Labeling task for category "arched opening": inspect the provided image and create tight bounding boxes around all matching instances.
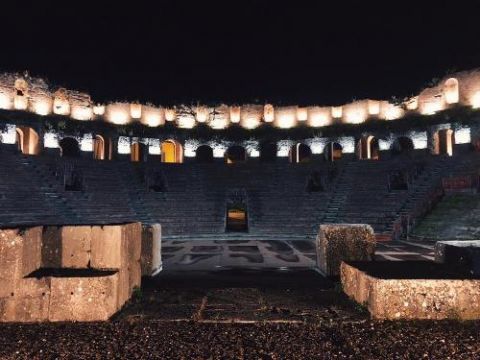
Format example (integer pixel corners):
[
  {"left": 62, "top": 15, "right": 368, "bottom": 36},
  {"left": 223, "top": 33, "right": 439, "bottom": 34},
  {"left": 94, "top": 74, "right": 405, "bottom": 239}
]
[
  {"left": 131, "top": 142, "right": 147, "bottom": 162},
  {"left": 225, "top": 145, "right": 247, "bottom": 164},
  {"left": 196, "top": 145, "right": 214, "bottom": 163},
  {"left": 93, "top": 135, "right": 105, "bottom": 160},
  {"left": 289, "top": 143, "right": 312, "bottom": 163},
  {"left": 259, "top": 142, "right": 277, "bottom": 162},
  {"left": 226, "top": 208, "right": 248, "bottom": 232},
  {"left": 358, "top": 136, "right": 379, "bottom": 160},
  {"left": 391, "top": 136, "right": 414, "bottom": 156},
  {"left": 59, "top": 137, "right": 80, "bottom": 158},
  {"left": 433, "top": 129, "right": 454, "bottom": 156},
  {"left": 161, "top": 140, "right": 183, "bottom": 163},
  {"left": 324, "top": 142, "right": 343, "bottom": 162},
  {"left": 444, "top": 78, "right": 459, "bottom": 104},
  {"left": 15, "top": 126, "right": 39, "bottom": 155}
]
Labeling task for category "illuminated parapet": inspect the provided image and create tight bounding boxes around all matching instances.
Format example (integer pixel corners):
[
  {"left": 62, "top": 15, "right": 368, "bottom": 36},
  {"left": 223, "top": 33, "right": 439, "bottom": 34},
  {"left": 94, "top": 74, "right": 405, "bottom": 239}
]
[
  {"left": 14, "top": 78, "right": 29, "bottom": 110},
  {"left": 444, "top": 78, "right": 459, "bottom": 104},
  {"left": 307, "top": 106, "right": 331, "bottom": 127},
  {"left": 106, "top": 103, "right": 131, "bottom": 125},
  {"left": 209, "top": 104, "right": 230, "bottom": 129},
  {"left": 130, "top": 103, "right": 142, "bottom": 119},
  {"left": 29, "top": 79, "right": 53, "bottom": 116},
  {"left": 331, "top": 106, "right": 343, "bottom": 120},
  {"left": 196, "top": 106, "right": 210, "bottom": 123},
  {"left": 405, "top": 96, "right": 418, "bottom": 111},
  {"left": 229, "top": 106, "right": 241, "bottom": 124},
  {"left": 93, "top": 104, "right": 105, "bottom": 116},
  {"left": 177, "top": 105, "right": 196, "bottom": 129},
  {"left": 342, "top": 100, "right": 368, "bottom": 124},
  {"left": 263, "top": 104, "right": 274, "bottom": 123},
  {"left": 274, "top": 106, "right": 297, "bottom": 129},
  {"left": 70, "top": 91, "right": 93, "bottom": 121},
  {"left": 0, "top": 73, "right": 15, "bottom": 110},
  {"left": 240, "top": 104, "right": 262, "bottom": 129},
  {"left": 296, "top": 107, "right": 308, "bottom": 122},
  {"left": 141, "top": 105, "right": 165, "bottom": 127},
  {"left": 164, "top": 108, "right": 176, "bottom": 122},
  {"left": 53, "top": 88, "right": 71, "bottom": 115},
  {"left": 368, "top": 100, "right": 380, "bottom": 116},
  {"left": 380, "top": 102, "right": 404, "bottom": 120}
]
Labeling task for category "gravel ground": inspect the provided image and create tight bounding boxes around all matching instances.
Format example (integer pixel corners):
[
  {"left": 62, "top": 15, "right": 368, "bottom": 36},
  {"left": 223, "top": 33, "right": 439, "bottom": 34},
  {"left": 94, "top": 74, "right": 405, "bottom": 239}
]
[{"left": 1, "top": 270, "right": 479, "bottom": 359}]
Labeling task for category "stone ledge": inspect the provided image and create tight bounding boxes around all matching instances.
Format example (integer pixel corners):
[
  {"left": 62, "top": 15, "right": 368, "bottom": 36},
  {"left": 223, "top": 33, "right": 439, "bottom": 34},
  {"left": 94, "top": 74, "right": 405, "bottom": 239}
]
[{"left": 341, "top": 261, "right": 480, "bottom": 320}]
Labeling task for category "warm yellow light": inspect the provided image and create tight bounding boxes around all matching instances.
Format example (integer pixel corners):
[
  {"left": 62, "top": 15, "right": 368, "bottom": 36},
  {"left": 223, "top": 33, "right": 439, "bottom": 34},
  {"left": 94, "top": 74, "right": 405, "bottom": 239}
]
[
  {"left": 71, "top": 106, "right": 93, "bottom": 121},
  {"left": 93, "top": 105, "right": 105, "bottom": 115},
  {"left": 368, "top": 100, "right": 380, "bottom": 115},
  {"left": 130, "top": 103, "right": 142, "bottom": 119},
  {"left": 33, "top": 100, "right": 51, "bottom": 116},
  {"left": 444, "top": 78, "right": 459, "bottom": 104},
  {"left": 406, "top": 96, "right": 418, "bottom": 110},
  {"left": 344, "top": 108, "right": 367, "bottom": 124},
  {"left": 107, "top": 105, "right": 130, "bottom": 124},
  {"left": 14, "top": 96, "right": 28, "bottom": 110},
  {"left": 309, "top": 112, "right": 330, "bottom": 127},
  {"left": 0, "top": 93, "right": 12, "bottom": 110},
  {"left": 230, "top": 106, "right": 241, "bottom": 123},
  {"left": 142, "top": 107, "right": 164, "bottom": 127},
  {"left": 471, "top": 91, "right": 480, "bottom": 109},
  {"left": 165, "top": 108, "right": 176, "bottom": 121},
  {"left": 296, "top": 107, "right": 308, "bottom": 121},
  {"left": 332, "top": 106, "right": 342, "bottom": 118},
  {"left": 264, "top": 104, "right": 274, "bottom": 122},
  {"left": 196, "top": 107, "right": 209, "bottom": 123}
]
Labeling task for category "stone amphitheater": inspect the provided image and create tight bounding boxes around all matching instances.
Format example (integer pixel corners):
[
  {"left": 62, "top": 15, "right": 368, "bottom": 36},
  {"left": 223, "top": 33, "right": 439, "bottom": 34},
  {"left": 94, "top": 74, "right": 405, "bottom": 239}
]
[{"left": 2, "top": 68, "right": 480, "bottom": 325}]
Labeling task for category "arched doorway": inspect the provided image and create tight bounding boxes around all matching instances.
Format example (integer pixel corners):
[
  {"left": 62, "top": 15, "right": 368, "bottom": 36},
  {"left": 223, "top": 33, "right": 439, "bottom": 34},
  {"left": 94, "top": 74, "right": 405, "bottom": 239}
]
[
  {"left": 433, "top": 129, "right": 454, "bottom": 156},
  {"left": 391, "top": 136, "right": 414, "bottom": 156},
  {"left": 93, "top": 135, "right": 105, "bottom": 160},
  {"left": 59, "top": 137, "right": 81, "bottom": 158},
  {"left": 196, "top": 145, "right": 214, "bottom": 163},
  {"left": 259, "top": 142, "right": 277, "bottom": 162},
  {"left": 225, "top": 145, "right": 247, "bottom": 164},
  {"left": 15, "top": 126, "right": 39, "bottom": 155},
  {"left": 289, "top": 143, "right": 312, "bottom": 163},
  {"left": 161, "top": 140, "right": 183, "bottom": 163},
  {"left": 131, "top": 142, "right": 147, "bottom": 162},
  {"left": 324, "top": 142, "right": 343, "bottom": 162},
  {"left": 358, "top": 136, "right": 379, "bottom": 160}
]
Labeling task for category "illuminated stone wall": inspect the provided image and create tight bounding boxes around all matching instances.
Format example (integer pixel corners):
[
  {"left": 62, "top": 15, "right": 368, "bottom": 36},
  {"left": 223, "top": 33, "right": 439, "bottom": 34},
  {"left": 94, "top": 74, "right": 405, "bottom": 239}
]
[{"left": 1, "top": 69, "right": 480, "bottom": 131}]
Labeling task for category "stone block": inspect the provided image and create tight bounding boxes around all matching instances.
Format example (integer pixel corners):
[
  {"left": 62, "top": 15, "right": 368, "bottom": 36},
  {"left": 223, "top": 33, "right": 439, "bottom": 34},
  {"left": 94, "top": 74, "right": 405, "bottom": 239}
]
[
  {"left": 141, "top": 224, "right": 162, "bottom": 276},
  {"left": 0, "top": 231, "right": 23, "bottom": 298},
  {"left": 435, "top": 240, "right": 480, "bottom": 275},
  {"left": 316, "top": 224, "right": 376, "bottom": 277},
  {"left": 48, "top": 274, "right": 119, "bottom": 322},
  {"left": 61, "top": 226, "right": 92, "bottom": 268},
  {"left": 41, "top": 227, "right": 62, "bottom": 268},
  {"left": 91, "top": 225, "right": 123, "bottom": 270},
  {"left": 0, "top": 278, "right": 50, "bottom": 322}
]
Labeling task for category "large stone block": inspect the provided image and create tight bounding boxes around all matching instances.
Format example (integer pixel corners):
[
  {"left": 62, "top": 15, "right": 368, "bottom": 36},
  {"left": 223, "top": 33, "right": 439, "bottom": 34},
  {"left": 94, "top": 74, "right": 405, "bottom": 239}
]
[
  {"left": 141, "top": 224, "right": 162, "bottom": 276},
  {"left": 48, "top": 274, "right": 119, "bottom": 322},
  {"left": 61, "top": 226, "right": 92, "bottom": 268},
  {"left": 91, "top": 225, "right": 123, "bottom": 270},
  {"left": 22, "top": 227, "right": 42, "bottom": 276},
  {"left": 316, "top": 224, "right": 376, "bottom": 277},
  {"left": 0, "top": 230, "right": 23, "bottom": 298},
  {"left": 0, "top": 278, "right": 50, "bottom": 322}
]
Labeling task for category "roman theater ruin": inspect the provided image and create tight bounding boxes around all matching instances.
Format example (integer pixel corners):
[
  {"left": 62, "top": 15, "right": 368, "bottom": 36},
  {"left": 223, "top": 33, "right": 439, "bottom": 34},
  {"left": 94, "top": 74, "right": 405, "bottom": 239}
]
[{"left": 2, "top": 69, "right": 480, "bottom": 321}]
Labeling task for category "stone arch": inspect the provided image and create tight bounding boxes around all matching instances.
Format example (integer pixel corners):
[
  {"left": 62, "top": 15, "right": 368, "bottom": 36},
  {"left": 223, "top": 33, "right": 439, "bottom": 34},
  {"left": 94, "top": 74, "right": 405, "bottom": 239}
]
[
  {"left": 444, "top": 78, "right": 459, "bottom": 104},
  {"left": 15, "top": 126, "right": 39, "bottom": 155},
  {"left": 289, "top": 143, "right": 312, "bottom": 163},
  {"left": 161, "top": 140, "right": 183, "bottom": 163},
  {"left": 433, "top": 129, "right": 454, "bottom": 156},
  {"left": 59, "top": 137, "right": 80, "bottom": 158},
  {"left": 259, "top": 142, "right": 277, "bottom": 162},
  {"left": 131, "top": 142, "right": 147, "bottom": 162},
  {"left": 324, "top": 142, "right": 343, "bottom": 162},
  {"left": 391, "top": 136, "right": 414, "bottom": 156},
  {"left": 225, "top": 145, "right": 247, "bottom": 164},
  {"left": 357, "top": 135, "right": 379, "bottom": 160},
  {"left": 196, "top": 145, "right": 214, "bottom": 163},
  {"left": 93, "top": 135, "right": 106, "bottom": 160}
]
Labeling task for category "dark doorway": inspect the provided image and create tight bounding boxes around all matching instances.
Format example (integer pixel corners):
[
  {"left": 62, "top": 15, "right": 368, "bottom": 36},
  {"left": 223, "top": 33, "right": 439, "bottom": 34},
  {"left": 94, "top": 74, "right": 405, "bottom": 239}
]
[
  {"left": 196, "top": 145, "right": 214, "bottom": 163},
  {"left": 259, "top": 142, "right": 277, "bottom": 162},
  {"left": 59, "top": 137, "right": 81, "bottom": 158},
  {"left": 226, "top": 146, "right": 246, "bottom": 164}
]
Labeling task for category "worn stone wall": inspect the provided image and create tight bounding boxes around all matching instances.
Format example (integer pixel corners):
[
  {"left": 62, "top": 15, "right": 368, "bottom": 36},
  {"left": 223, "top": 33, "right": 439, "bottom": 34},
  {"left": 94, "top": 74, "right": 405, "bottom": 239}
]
[
  {"left": 316, "top": 224, "right": 376, "bottom": 277},
  {"left": 341, "top": 262, "right": 480, "bottom": 320},
  {"left": 0, "top": 222, "right": 161, "bottom": 322}
]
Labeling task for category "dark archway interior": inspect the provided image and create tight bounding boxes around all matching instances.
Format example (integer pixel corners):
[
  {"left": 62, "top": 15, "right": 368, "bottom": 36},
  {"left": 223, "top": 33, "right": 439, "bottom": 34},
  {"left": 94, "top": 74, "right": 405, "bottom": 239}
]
[
  {"left": 392, "top": 137, "right": 414, "bottom": 156},
  {"left": 59, "top": 137, "right": 80, "bottom": 158},
  {"left": 324, "top": 142, "right": 342, "bottom": 162},
  {"left": 226, "top": 146, "right": 246, "bottom": 164},
  {"left": 259, "top": 143, "right": 277, "bottom": 162},
  {"left": 196, "top": 145, "right": 214, "bottom": 163}
]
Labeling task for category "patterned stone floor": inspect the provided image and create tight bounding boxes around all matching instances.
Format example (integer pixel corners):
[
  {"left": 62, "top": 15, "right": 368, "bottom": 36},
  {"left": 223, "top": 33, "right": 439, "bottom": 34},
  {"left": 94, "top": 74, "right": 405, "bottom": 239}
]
[{"left": 161, "top": 239, "right": 436, "bottom": 271}]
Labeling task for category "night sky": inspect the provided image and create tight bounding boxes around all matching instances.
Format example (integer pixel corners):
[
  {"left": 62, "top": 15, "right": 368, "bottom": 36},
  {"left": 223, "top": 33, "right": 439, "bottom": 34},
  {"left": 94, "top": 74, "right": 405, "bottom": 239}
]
[{"left": 1, "top": 1, "right": 479, "bottom": 106}]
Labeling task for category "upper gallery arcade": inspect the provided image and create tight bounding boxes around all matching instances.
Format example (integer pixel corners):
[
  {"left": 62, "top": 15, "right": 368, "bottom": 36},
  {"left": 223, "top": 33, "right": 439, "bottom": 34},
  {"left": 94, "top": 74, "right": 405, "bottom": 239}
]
[{"left": 1, "top": 69, "right": 480, "bottom": 130}]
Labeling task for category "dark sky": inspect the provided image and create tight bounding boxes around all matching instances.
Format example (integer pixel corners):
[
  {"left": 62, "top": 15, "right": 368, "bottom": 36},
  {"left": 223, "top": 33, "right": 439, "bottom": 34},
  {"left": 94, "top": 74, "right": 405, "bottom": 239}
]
[{"left": 1, "top": 1, "right": 479, "bottom": 106}]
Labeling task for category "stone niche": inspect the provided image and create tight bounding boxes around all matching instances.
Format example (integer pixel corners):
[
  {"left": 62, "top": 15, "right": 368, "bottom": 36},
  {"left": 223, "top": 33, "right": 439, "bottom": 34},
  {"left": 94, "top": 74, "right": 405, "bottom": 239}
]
[
  {"left": 341, "top": 261, "right": 480, "bottom": 320},
  {"left": 316, "top": 224, "right": 376, "bottom": 277},
  {"left": 0, "top": 223, "right": 161, "bottom": 323}
]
